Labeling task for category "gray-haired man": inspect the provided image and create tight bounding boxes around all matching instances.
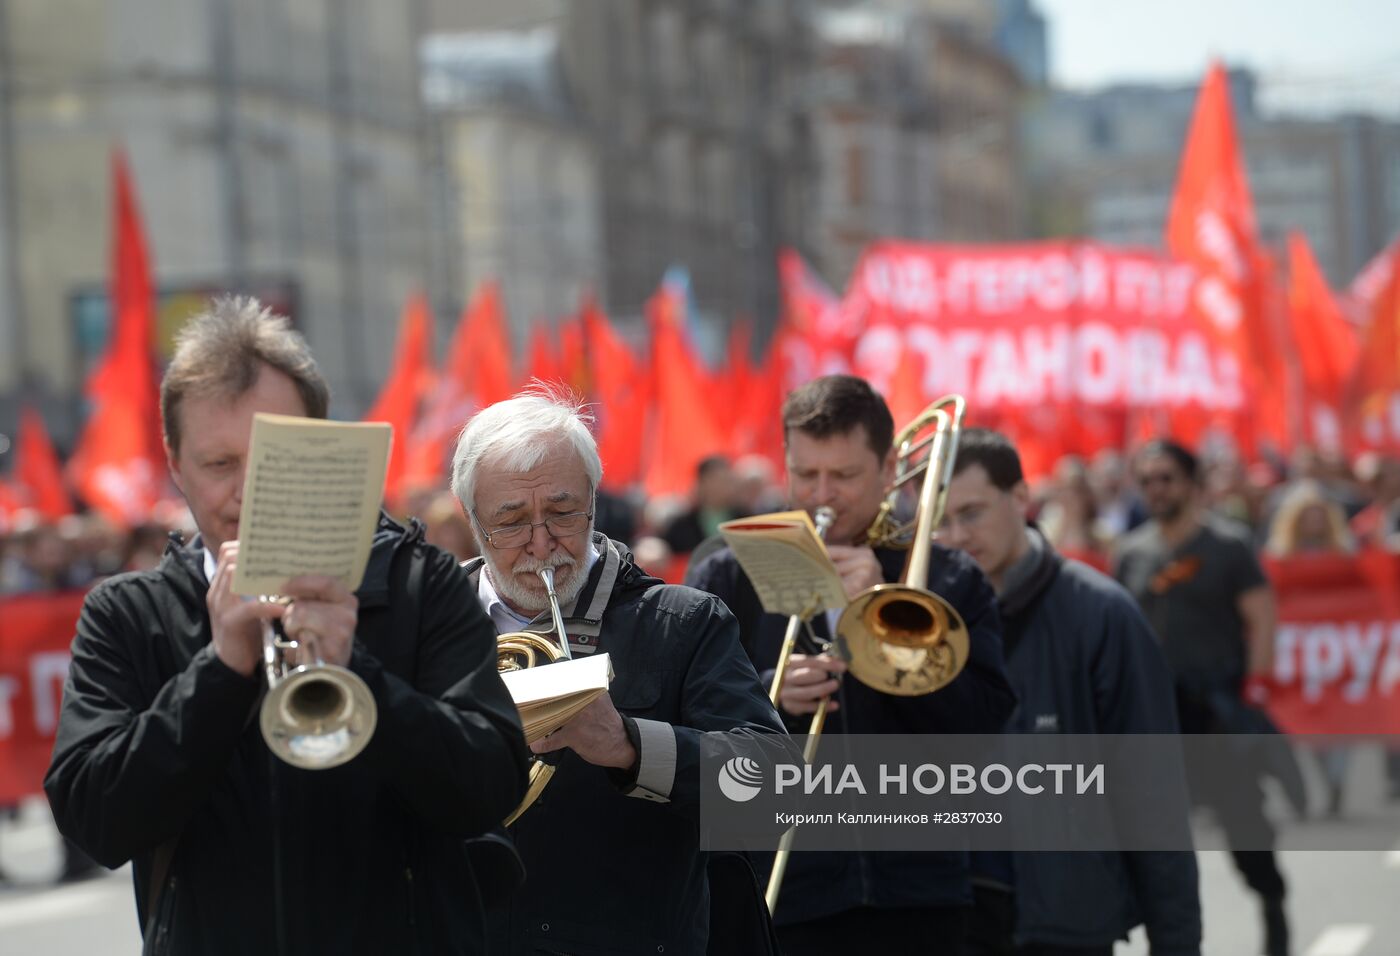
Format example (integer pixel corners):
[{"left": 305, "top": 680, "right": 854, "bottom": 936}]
[{"left": 453, "top": 389, "right": 790, "bottom": 956}]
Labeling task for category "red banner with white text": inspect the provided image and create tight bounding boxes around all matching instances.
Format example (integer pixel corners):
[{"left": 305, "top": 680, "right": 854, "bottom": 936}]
[
  {"left": 0, "top": 592, "right": 84, "bottom": 802},
  {"left": 842, "top": 241, "right": 1251, "bottom": 474},
  {"left": 1262, "top": 551, "right": 1400, "bottom": 735}
]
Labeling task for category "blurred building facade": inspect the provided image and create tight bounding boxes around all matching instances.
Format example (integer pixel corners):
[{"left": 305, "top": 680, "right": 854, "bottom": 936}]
[
  {"left": 421, "top": 30, "right": 603, "bottom": 332},
  {"left": 429, "top": 0, "right": 820, "bottom": 339},
  {"left": 0, "top": 0, "right": 432, "bottom": 434},
  {"left": 557, "top": 0, "right": 819, "bottom": 334},
  {"left": 882, "top": 0, "right": 1048, "bottom": 88},
  {"left": 1024, "top": 69, "right": 1400, "bottom": 286},
  {"left": 808, "top": 5, "right": 942, "bottom": 287},
  {"left": 801, "top": 1, "right": 1027, "bottom": 287}
]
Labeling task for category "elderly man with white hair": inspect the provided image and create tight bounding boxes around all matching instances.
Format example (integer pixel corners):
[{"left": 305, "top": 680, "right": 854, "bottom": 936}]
[{"left": 451, "top": 389, "right": 790, "bottom": 956}]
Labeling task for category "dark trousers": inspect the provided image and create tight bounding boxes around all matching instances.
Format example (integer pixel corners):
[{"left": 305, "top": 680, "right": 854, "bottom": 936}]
[
  {"left": 777, "top": 904, "right": 968, "bottom": 955},
  {"left": 964, "top": 885, "right": 1111, "bottom": 956},
  {"left": 1176, "top": 687, "right": 1287, "bottom": 902}
]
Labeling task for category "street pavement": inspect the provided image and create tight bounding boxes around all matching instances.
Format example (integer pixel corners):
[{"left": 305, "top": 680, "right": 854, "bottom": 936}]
[
  {"left": 2, "top": 743, "right": 1398, "bottom": 955},
  {"left": 0, "top": 800, "right": 140, "bottom": 955}
]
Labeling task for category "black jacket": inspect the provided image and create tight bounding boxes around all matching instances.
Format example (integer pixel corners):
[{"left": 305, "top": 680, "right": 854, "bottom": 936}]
[
  {"left": 470, "top": 535, "right": 792, "bottom": 956},
  {"left": 992, "top": 530, "right": 1201, "bottom": 954},
  {"left": 44, "top": 516, "right": 530, "bottom": 955},
  {"left": 685, "top": 541, "right": 1017, "bottom": 926}
]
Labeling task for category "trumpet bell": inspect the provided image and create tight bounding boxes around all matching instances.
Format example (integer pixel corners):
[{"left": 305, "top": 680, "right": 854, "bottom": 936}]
[
  {"left": 260, "top": 664, "right": 378, "bottom": 770},
  {"left": 836, "top": 584, "right": 969, "bottom": 696}
]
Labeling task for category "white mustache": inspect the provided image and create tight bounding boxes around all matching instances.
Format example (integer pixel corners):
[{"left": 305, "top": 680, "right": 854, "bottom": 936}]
[{"left": 513, "top": 553, "right": 576, "bottom": 576}]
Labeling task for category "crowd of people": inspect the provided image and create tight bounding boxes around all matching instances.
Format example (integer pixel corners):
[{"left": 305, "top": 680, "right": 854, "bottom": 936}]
[
  {"left": 5, "top": 426, "right": 1397, "bottom": 604},
  {"left": 5, "top": 297, "right": 1400, "bottom": 955}
]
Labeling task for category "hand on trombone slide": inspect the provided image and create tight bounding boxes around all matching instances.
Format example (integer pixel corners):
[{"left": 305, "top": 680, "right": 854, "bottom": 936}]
[
  {"left": 776, "top": 652, "right": 846, "bottom": 717},
  {"left": 826, "top": 544, "right": 884, "bottom": 600}
]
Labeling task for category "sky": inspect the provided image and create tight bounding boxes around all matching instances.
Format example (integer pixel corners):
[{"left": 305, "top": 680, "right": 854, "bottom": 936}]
[{"left": 1037, "top": 0, "right": 1400, "bottom": 116}]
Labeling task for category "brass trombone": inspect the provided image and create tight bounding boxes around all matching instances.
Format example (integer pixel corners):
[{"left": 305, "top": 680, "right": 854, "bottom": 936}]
[
  {"left": 766, "top": 396, "right": 970, "bottom": 912},
  {"left": 764, "top": 506, "right": 835, "bottom": 911},
  {"left": 837, "top": 394, "right": 970, "bottom": 697},
  {"left": 259, "top": 600, "right": 378, "bottom": 770},
  {"left": 497, "top": 566, "right": 572, "bottom": 826}
]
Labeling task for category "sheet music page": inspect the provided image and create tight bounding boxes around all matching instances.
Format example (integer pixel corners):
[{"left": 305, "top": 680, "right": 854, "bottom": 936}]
[
  {"left": 500, "top": 652, "right": 613, "bottom": 708},
  {"left": 501, "top": 653, "right": 614, "bottom": 740},
  {"left": 231, "top": 414, "right": 390, "bottom": 596},
  {"left": 719, "top": 512, "right": 848, "bottom": 618}
]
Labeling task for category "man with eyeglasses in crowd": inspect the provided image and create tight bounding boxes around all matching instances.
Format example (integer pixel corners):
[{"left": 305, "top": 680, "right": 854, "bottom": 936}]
[
  {"left": 451, "top": 389, "right": 791, "bottom": 956},
  {"left": 941, "top": 429, "right": 1200, "bottom": 956},
  {"left": 1114, "top": 439, "right": 1288, "bottom": 956}
]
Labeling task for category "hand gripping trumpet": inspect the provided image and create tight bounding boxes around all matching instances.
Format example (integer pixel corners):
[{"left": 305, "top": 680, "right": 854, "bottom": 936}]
[
  {"left": 259, "top": 598, "right": 377, "bottom": 770},
  {"left": 496, "top": 566, "right": 572, "bottom": 825}
]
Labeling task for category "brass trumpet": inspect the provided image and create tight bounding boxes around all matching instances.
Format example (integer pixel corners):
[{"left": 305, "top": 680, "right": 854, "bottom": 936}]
[
  {"left": 259, "top": 599, "right": 378, "bottom": 770},
  {"left": 497, "top": 566, "right": 572, "bottom": 825},
  {"left": 837, "top": 394, "right": 969, "bottom": 696}
]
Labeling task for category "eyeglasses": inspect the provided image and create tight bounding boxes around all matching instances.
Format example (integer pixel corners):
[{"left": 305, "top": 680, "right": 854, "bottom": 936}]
[{"left": 471, "top": 510, "right": 593, "bottom": 549}]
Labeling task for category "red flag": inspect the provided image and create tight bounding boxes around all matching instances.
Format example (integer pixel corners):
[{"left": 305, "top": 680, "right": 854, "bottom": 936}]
[
  {"left": 581, "top": 296, "right": 645, "bottom": 490},
  {"left": 558, "top": 315, "right": 590, "bottom": 395},
  {"left": 714, "top": 320, "right": 755, "bottom": 445},
  {"left": 13, "top": 406, "right": 75, "bottom": 521},
  {"left": 1166, "top": 62, "right": 1282, "bottom": 450},
  {"left": 642, "top": 282, "right": 727, "bottom": 499},
  {"left": 776, "top": 249, "right": 855, "bottom": 391},
  {"left": 67, "top": 149, "right": 163, "bottom": 526},
  {"left": 1344, "top": 239, "right": 1400, "bottom": 449},
  {"left": 1287, "top": 232, "right": 1360, "bottom": 436},
  {"left": 524, "top": 322, "right": 564, "bottom": 388},
  {"left": 730, "top": 338, "right": 787, "bottom": 472},
  {"left": 0, "top": 477, "right": 19, "bottom": 528},
  {"left": 363, "top": 294, "right": 433, "bottom": 507},
  {"left": 884, "top": 346, "right": 926, "bottom": 431},
  {"left": 1355, "top": 249, "right": 1400, "bottom": 402},
  {"left": 1349, "top": 236, "right": 1399, "bottom": 309},
  {"left": 401, "top": 282, "right": 514, "bottom": 495}
]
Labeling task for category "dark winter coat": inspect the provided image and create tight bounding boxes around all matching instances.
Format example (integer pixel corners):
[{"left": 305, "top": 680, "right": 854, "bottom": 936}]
[
  {"left": 992, "top": 529, "right": 1201, "bottom": 954},
  {"left": 469, "top": 534, "right": 793, "bottom": 956},
  {"left": 686, "top": 541, "right": 1017, "bottom": 926},
  {"left": 44, "top": 515, "right": 530, "bottom": 955}
]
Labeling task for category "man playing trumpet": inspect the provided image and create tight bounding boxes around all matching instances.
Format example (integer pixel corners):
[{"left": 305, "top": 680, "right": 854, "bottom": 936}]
[
  {"left": 452, "top": 389, "right": 790, "bottom": 956},
  {"left": 44, "top": 297, "right": 530, "bottom": 954}
]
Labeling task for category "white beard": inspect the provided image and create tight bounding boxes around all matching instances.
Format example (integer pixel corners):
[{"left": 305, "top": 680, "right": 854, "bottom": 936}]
[{"left": 481, "top": 536, "right": 593, "bottom": 618}]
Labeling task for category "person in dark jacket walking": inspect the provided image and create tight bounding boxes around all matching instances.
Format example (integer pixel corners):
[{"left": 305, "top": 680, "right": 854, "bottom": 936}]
[
  {"left": 686, "top": 375, "right": 1017, "bottom": 955},
  {"left": 943, "top": 429, "right": 1201, "bottom": 956},
  {"left": 451, "top": 390, "right": 792, "bottom": 956},
  {"left": 1115, "top": 439, "right": 1289, "bottom": 956},
  {"left": 44, "top": 297, "right": 530, "bottom": 955}
]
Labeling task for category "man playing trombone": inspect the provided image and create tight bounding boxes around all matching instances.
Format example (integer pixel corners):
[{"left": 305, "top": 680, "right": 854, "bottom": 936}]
[
  {"left": 686, "top": 374, "right": 1017, "bottom": 955},
  {"left": 452, "top": 389, "right": 791, "bottom": 956},
  {"left": 44, "top": 297, "right": 530, "bottom": 954}
]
